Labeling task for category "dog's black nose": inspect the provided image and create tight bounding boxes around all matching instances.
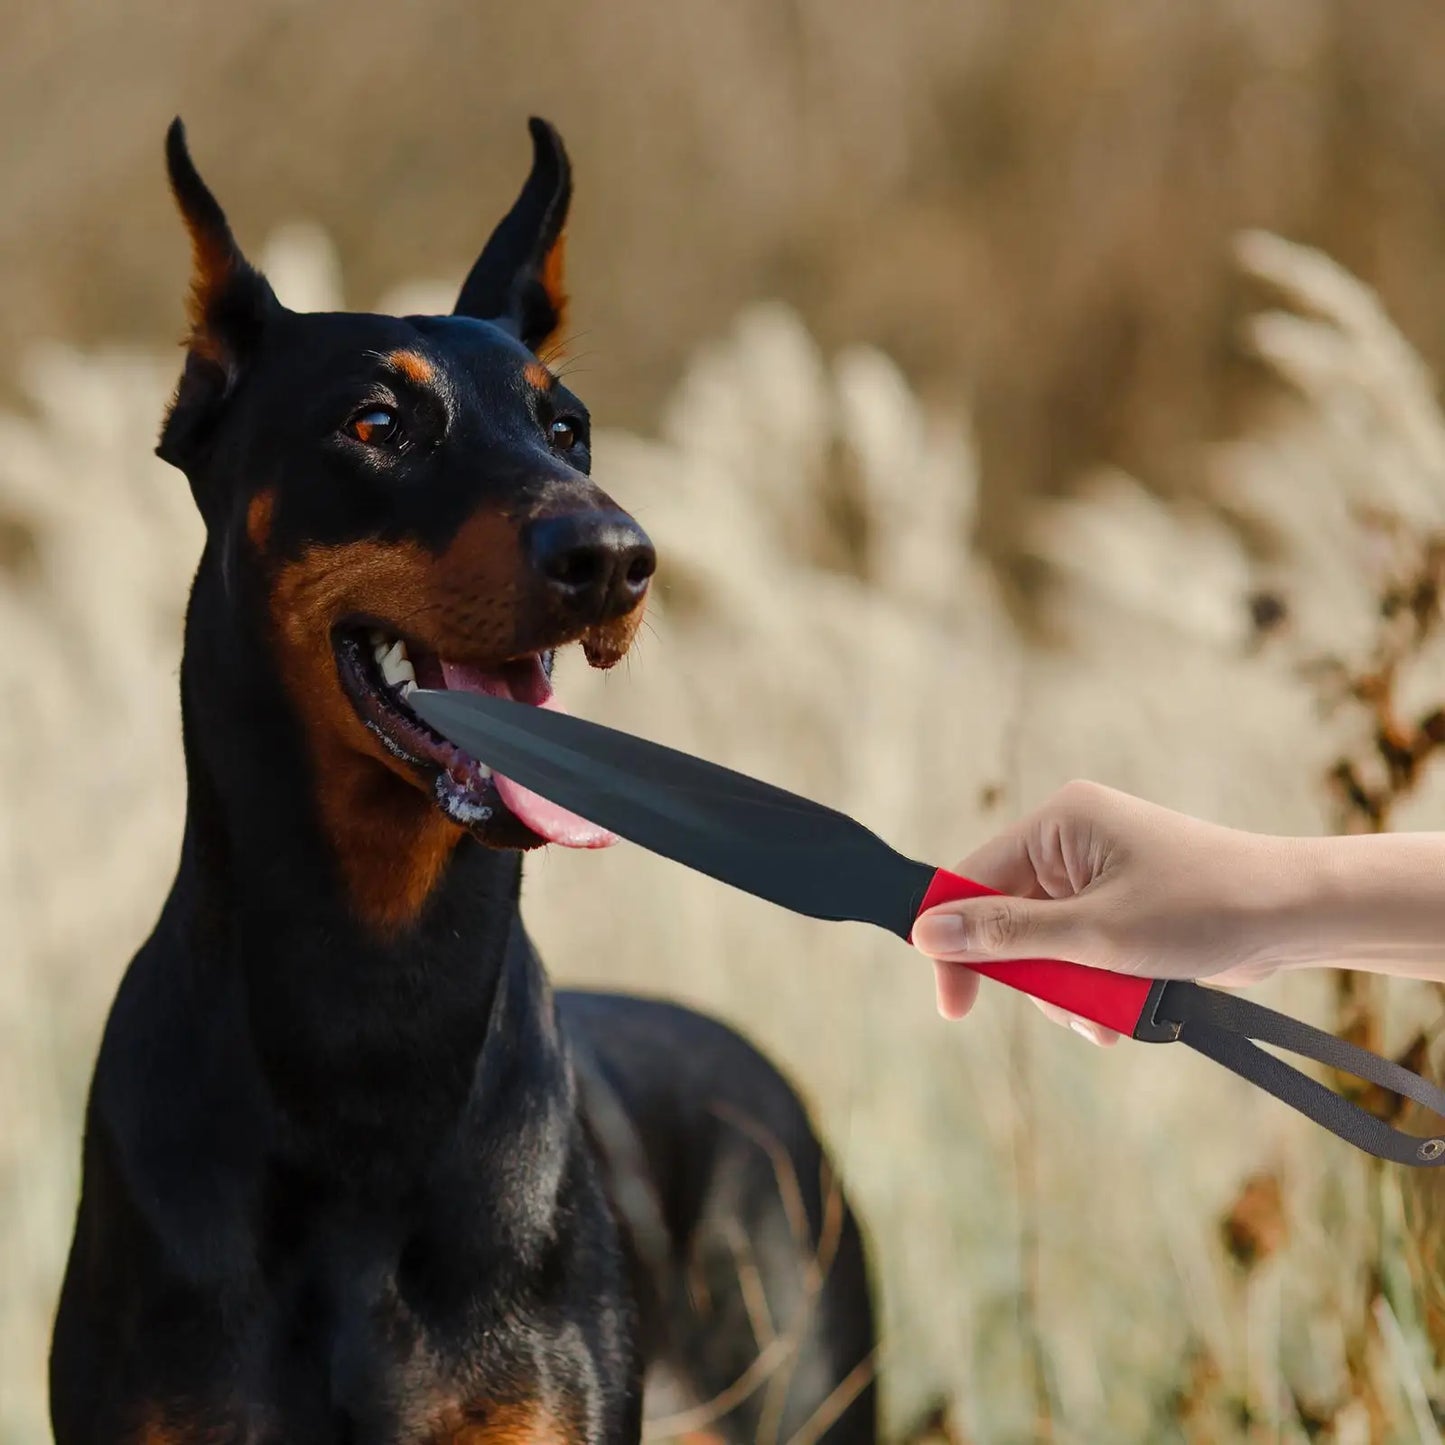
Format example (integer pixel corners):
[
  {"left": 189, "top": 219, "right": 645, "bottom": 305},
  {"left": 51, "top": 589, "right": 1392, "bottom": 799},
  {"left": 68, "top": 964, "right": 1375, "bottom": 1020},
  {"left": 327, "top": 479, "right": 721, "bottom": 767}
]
[{"left": 526, "top": 510, "right": 656, "bottom": 619}]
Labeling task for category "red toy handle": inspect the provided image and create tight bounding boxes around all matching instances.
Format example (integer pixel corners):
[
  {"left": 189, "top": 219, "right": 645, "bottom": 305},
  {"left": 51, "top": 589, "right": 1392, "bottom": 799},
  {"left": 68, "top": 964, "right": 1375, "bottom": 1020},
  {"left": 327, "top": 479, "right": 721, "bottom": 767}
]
[{"left": 909, "top": 868, "right": 1156, "bottom": 1036}]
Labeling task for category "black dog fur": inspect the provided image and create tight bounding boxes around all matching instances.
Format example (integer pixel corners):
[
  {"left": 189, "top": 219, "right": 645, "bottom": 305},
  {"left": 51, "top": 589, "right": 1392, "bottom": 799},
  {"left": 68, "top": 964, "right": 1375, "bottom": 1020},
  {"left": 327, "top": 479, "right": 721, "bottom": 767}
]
[{"left": 48, "top": 119, "right": 877, "bottom": 1445}]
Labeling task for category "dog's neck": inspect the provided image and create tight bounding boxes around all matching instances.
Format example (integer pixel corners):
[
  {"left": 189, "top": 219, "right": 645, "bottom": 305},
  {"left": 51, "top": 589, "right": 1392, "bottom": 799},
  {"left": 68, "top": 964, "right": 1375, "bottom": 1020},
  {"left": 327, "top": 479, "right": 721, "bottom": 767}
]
[{"left": 168, "top": 571, "right": 556, "bottom": 1180}]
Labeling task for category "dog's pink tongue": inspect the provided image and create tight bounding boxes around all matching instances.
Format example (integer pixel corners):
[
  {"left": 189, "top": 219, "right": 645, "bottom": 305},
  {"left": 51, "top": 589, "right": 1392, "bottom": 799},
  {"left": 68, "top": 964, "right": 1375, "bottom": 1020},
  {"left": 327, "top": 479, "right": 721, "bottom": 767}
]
[
  {"left": 491, "top": 754, "right": 618, "bottom": 849},
  {"left": 439, "top": 657, "right": 617, "bottom": 849}
]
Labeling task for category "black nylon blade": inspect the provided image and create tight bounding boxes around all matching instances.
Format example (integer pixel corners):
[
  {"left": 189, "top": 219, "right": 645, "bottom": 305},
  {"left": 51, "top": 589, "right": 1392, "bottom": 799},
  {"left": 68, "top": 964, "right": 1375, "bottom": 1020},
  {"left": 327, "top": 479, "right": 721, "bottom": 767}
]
[{"left": 409, "top": 689, "right": 933, "bottom": 937}]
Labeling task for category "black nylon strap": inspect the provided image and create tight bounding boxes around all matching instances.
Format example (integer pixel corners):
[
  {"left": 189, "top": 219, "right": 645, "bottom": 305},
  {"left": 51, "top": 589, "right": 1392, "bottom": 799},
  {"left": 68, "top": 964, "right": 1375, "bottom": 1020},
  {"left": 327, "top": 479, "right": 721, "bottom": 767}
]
[{"left": 1156, "top": 981, "right": 1445, "bottom": 1166}]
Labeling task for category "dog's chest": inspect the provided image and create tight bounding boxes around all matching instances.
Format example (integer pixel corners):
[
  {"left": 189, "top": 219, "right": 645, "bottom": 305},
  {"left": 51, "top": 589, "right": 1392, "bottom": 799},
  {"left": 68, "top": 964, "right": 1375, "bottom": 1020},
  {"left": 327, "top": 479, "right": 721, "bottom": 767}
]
[
  {"left": 124, "top": 1176, "right": 620, "bottom": 1445},
  {"left": 133, "top": 1394, "right": 581, "bottom": 1445},
  {"left": 135, "top": 1274, "right": 599, "bottom": 1445},
  {"left": 274, "top": 1213, "right": 603, "bottom": 1443}
]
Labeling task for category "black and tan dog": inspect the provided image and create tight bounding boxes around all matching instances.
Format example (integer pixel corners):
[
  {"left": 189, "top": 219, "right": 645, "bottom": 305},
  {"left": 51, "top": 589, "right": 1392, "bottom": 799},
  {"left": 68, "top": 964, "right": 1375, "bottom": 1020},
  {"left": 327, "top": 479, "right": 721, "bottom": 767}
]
[{"left": 48, "top": 120, "right": 877, "bottom": 1444}]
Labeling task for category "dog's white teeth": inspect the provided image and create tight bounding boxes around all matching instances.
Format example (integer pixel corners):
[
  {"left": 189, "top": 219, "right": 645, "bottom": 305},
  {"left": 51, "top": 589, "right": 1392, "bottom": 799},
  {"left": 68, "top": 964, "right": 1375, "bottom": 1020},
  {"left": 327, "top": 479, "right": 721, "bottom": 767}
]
[
  {"left": 364, "top": 632, "right": 420, "bottom": 693},
  {"left": 380, "top": 642, "right": 416, "bottom": 689}
]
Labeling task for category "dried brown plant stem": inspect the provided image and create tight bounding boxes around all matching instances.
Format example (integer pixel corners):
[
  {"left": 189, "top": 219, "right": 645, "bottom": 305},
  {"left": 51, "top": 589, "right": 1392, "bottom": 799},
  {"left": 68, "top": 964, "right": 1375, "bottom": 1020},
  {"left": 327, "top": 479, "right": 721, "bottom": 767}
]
[
  {"left": 997, "top": 659, "right": 1056, "bottom": 1443},
  {"left": 641, "top": 1103, "right": 857, "bottom": 1445},
  {"left": 1007, "top": 1001, "right": 1056, "bottom": 1445}
]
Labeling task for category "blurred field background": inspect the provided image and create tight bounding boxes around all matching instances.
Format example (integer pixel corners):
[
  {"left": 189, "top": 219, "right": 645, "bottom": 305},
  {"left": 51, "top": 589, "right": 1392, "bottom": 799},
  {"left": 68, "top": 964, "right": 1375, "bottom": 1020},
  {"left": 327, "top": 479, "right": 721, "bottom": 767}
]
[{"left": 9, "top": 2, "right": 1445, "bottom": 1441}]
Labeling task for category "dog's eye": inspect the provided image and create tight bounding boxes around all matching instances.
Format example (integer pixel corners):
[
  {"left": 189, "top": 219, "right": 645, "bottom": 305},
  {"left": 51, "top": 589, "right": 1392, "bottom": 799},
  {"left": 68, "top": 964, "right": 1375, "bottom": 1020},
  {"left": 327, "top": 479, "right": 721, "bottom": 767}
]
[
  {"left": 349, "top": 407, "right": 400, "bottom": 446},
  {"left": 549, "top": 417, "right": 580, "bottom": 452}
]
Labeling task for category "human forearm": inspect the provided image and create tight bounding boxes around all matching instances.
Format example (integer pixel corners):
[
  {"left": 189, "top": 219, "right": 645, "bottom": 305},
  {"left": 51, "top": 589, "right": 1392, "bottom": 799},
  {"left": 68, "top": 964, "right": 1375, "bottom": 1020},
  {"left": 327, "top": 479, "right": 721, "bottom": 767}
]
[{"left": 1258, "top": 832, "right": 1445, "bottom": 978}]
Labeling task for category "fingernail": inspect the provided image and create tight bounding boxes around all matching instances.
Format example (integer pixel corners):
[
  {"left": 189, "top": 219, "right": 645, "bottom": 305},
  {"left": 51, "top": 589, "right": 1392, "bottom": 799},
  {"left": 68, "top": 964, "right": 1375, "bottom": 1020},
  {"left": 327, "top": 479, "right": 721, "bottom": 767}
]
[
  {"left": 1070, "top": 1019, "right": 1100, "bottom": 1045},
  {"left": 912, "top": 913, "right": 966, "bottom": 952}
]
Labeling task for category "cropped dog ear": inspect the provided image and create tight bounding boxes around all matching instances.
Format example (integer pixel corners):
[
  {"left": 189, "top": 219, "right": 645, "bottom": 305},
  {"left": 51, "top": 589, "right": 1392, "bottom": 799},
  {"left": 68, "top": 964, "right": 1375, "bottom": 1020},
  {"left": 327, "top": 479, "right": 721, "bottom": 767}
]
[
  {"left": 453, "top": 118, "right": 571, "bottom": 356},
  {"left": 157, "top": 118, "right": 279, "bottom": 470}
]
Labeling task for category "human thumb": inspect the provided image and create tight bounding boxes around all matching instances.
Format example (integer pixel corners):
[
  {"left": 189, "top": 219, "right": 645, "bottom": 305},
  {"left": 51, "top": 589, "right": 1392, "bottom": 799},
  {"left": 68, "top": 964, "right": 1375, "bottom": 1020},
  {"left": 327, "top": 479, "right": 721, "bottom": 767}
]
[{"left": 911, "top": 894, "right": 1085, "bottom": 962}]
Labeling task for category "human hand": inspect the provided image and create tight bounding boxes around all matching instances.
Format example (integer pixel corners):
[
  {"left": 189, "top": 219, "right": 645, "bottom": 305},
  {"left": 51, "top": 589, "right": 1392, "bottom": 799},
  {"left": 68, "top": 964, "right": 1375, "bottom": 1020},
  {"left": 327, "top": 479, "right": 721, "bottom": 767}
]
[{"left": 910, "top": 781, "right": 1296, "bottom": 1044}]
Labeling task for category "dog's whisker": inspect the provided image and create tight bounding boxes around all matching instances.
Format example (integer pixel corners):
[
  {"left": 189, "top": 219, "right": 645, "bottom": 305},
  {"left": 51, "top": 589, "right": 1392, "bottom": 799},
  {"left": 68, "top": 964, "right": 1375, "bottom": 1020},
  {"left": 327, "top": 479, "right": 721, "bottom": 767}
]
[
  {"left": 538, "top": 329, "right": 593, "bottom": 367},
  {"left": 553, "top": 351, "right": 600, "bottom": 376}
]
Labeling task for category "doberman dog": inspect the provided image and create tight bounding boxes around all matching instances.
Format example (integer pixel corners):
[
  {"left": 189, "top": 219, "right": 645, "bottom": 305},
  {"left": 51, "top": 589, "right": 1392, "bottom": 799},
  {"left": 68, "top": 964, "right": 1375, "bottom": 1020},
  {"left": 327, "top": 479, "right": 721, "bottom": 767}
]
[{"left": 48, "top": 120, "right": 877, "bottom": 1445}]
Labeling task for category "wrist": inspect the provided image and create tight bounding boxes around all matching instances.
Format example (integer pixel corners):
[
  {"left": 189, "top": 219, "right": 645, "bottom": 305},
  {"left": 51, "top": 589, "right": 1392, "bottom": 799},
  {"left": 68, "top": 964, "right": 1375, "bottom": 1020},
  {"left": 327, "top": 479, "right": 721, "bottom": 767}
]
[
  {"left": 1246, "top": 831, "right": 1445, "bottom": 972},
  {"left": 1241, "top": 834, "right": 1346, "bottom": 971}
]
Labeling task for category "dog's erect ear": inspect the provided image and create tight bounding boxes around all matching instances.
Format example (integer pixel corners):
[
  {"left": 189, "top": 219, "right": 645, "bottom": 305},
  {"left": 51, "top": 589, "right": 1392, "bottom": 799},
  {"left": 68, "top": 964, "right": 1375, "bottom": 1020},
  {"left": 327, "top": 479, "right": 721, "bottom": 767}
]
[
  {"left": 453, "top": 118, "right": 571, "bottom": 356},
  {"left": 157, "top": 118, "right": 279, "bottom": 470}
]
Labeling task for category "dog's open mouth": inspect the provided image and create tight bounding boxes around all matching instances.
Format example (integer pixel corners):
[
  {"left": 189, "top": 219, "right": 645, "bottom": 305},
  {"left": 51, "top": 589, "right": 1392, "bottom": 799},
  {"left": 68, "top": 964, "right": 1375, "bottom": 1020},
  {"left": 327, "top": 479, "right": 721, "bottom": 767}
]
[{"left": 334, "top": 627, "right": 617, "bottom": 849}]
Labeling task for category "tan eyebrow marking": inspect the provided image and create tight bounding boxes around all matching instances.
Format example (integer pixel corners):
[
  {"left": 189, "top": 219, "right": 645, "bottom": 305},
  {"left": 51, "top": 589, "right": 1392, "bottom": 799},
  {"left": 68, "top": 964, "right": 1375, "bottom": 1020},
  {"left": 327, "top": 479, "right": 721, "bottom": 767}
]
[
  {"left": 523, "top": 361, "right": 555, "bottom": 392},
  {"left": 385, "top": 349, "right": 435, "bottom": 384}
]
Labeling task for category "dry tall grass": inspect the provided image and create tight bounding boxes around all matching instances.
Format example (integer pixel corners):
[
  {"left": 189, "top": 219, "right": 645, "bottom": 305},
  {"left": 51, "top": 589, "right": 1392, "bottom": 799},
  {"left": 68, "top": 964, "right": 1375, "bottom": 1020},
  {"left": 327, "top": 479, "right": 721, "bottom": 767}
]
[
  {"left": 12, "top": 0, "right": 1445, "bottom": 542},
  {"left": 6, "top": 224, "right": 1445, "bottom": 1443}
]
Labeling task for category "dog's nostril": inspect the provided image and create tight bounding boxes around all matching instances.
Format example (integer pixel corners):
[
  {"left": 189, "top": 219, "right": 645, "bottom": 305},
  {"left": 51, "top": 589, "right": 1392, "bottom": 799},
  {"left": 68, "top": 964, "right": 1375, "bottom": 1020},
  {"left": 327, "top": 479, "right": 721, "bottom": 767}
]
[
  {"left": 624, "top": 549, "right": 656, "bottom": 589},
  {"left": 527, "top": 510, "right": 655, "bottom": 616},
  {"left": 546, "top": 546, "right": 607, "bottom": 592}
]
